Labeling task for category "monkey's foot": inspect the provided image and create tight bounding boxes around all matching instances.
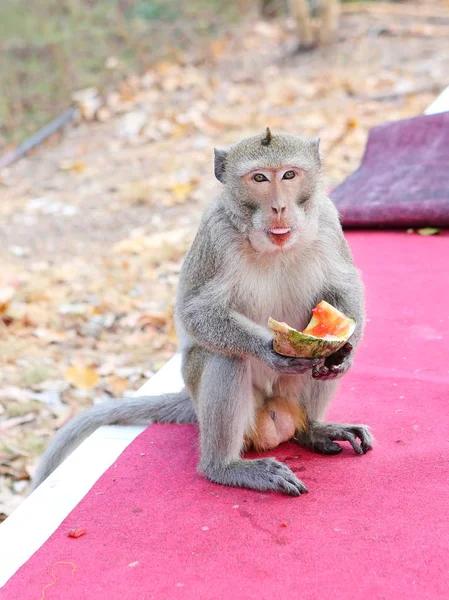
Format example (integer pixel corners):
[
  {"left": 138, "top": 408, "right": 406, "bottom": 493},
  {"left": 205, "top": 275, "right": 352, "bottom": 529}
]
[
  {"left": 295, "top": 421, "right": 373, "bottom": 456},
  {"left": 202, "top": 457, "right": 308, "bottom": 496}
]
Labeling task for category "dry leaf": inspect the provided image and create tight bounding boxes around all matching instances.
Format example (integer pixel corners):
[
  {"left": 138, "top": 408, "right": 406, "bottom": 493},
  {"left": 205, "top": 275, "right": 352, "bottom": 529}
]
[
  {"left": 96, "top": 107, "right": 112, "bottom": 122},
  {"left": 59, "top": 160, "right": 86, "bottom": 174},
  {"left": 112, "top": 236, "right": 150, "bottom": 255},
  {"left": 105, "top": 375, "right": 128, "bottom": 397},
  {"left": 119, "top": 181, "right": 152, "bottom": 205},
  {"left": 116, "top": 110, "right": 148, "bottom": 139},
  {"left": 72, "top": 87, "right": 103, "bottom": 121},
  {"left": 170, "top": 182, "right": 196, "bottom": 203},
  {"left": 0, "top": 287, "right": 15, "bottom": 313},
  {"left": 113, "top": 228, "right": 190, "bottom": 260},
  {"left": 417, "top": 228, "right": 441, "bottom": 236},
  {"left": 346, "top": 118, "right": 359, "bottom": 129},
  {"left": 209, "top": 38, "right": 228, "bottom": 59},
  {"left": 138, "top": 311, "right": 168, "bottom": 329},
  {"left": 65, "top": 366, "right": 100, "bottom": 391}
]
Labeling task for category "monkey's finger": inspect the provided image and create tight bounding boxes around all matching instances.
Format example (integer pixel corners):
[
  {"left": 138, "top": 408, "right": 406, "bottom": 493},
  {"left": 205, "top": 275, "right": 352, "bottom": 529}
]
[
  {"left": 281, "top": 468, "right": 309, "bottom": 492},
  {"left": 275, "top": 356, "right": 322, "bottom": 376},
  {"left": 350, "top": 426, "right": 374, "bottom": 454},
  {"left": 328, "top": 364, "right": 345, "bottom": 376},
  {"left": 312, "top": 366, "right": 335, "bottom": 379},
  {"left": 327, "top": 343, "right": 353, "bottom": 366},
  {"left": 312, "top": 364, "right": 345, "bottom": 380},
  {"left": 339, "top": 342, "right": 353, "bottom": 356},
  {"left": 337, "top": 431, "right": 363, "bottom": 455},
  {"left": 286, "top": 357, "right": 322, "bottom": 369},
  {"left": 271, "top": 461, "right": 308, "bottom": 495},
  {"left": 276, "top": 473, "right": 308, "bottom": 495},
  {"left": 279, "top": 479, "right": 308, "bottom": 496}
]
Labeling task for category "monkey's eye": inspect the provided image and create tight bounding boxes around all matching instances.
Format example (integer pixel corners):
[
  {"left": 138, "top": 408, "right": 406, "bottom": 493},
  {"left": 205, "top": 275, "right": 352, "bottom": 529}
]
[
  {"left": 253, "top": 173, "right": 268, "bottom": 183},
  {"left": 282, "top": 170, "right": 296, "bottom": 180}
]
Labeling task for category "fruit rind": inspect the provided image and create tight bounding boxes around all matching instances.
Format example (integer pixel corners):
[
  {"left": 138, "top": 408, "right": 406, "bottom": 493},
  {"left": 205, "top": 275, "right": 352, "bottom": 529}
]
[{"left": 268, "top": 305, "right": 356, "bottom": 359}]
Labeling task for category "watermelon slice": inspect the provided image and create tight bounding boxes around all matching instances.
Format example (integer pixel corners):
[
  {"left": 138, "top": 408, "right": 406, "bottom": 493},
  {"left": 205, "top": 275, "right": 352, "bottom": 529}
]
[{"left": 268, "top": 301, "right": 356, "bottom": 359}]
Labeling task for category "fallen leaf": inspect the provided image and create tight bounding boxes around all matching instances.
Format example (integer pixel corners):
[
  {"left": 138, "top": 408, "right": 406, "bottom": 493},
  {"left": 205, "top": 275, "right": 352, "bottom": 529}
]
[
  {"left": 346, "top": 117, "right": 359, "bottom": 129},
  {"left": 112, "top": 236, "right": 150, "bottom": 255},
  {"left": 96, "top": 107, "right": 112, "bottom": 122},
  {"left": 116, "top": 110, "right": 148, "bottom": 139},
  {"left": 170, "top": 182, "right": 196, "bottom": 203},
  {"left": 105, "top": 375, "right": 128, "bottom": 397},
  {"left": 209, "top": 38, "right": 228, "bottom": 59},
  {"left": 138, "top": 311, "right": 168, "bottom": 329},
  {"left": 59, "top": 160, "right": 87, "bottom": 174},
  {"left": 65, "top": 366, "right": 99, "bottom": 391},
  {"left": 72, "top": 87, "right": 103, "bottom": 121},
  {"left": 119, "top": 180, "right": 152, "bottom": 205},
  {"left": 112, "top": 228, "right": 191, "bottom": 261},
  {"left": 417, "top": 227, "right": 441, "bottom": 236},
  {"left": 0, "top": 287, "right": 15, "bottom": 314}
]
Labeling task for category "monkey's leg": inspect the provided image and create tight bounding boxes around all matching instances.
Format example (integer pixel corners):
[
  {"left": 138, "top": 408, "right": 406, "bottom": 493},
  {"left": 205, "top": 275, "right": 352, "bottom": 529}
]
[
  {"left": 295, "top": 379, "right": 373, "bottom": 455},
  {"left": 198, "top": 354, "right": 308, "bottom": 496}
]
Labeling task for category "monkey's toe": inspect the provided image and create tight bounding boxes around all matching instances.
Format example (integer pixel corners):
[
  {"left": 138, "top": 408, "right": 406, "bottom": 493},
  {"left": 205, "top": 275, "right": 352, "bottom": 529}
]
[
  {"left": 295, "top": 422, "right": 373, "bottom": 456},
  {"left": 265, "top": 458, "right": 308, "bottom": 495},
  {"left": 314, "top": 440, "right": 342, "bottom": 455},
  {"left": 205, "top": 457, "right": 309, "bottom": 496}
]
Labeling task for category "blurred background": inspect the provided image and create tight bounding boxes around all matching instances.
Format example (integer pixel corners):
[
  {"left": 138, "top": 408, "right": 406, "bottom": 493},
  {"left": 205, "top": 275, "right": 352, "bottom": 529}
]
[{"left": 0, "top": 0, "right": 448, "bottom": 517}]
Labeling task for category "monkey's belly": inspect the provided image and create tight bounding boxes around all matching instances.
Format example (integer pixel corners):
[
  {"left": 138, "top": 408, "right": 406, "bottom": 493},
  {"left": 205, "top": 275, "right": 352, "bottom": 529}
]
[{"left": 245, "top": 396, "right": 307, "bottom": 452}]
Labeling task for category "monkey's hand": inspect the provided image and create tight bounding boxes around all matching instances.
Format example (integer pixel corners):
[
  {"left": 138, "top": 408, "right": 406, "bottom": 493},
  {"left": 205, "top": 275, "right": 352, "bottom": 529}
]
[
  {"left": 266, "top": 342, "right": 322, "bottom": 376},
  {"left": 312, "top": 342, "right": 353, "bottom": 381}
]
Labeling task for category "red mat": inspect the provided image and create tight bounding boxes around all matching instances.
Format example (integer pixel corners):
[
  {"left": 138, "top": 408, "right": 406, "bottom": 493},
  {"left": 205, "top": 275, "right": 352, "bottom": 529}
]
[{"left": 3, "top": 232, "right": 449, "bottom": 600}]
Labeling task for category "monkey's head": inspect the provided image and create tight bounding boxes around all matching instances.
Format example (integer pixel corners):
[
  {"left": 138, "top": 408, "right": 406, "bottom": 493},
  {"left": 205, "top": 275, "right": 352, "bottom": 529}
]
[{"left": 214, "top": 129, "right": 322, "bottom": 253}]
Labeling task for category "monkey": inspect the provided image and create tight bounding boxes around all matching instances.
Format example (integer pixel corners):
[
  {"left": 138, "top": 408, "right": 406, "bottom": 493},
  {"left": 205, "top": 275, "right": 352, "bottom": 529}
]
[{"left": 31, "top": 128, "right": 373, "bottom": 496}]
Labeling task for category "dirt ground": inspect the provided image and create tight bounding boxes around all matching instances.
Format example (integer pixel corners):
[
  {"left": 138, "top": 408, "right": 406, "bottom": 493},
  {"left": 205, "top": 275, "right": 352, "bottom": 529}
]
[{"left": 1, "top": 4, "right": 448, "bottom": 518}]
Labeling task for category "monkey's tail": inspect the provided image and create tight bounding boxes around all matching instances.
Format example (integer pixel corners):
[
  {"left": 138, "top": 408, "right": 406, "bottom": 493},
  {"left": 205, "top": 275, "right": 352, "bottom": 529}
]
[{"left": 31, "top": 390, "right": 195, "bottom": 492}]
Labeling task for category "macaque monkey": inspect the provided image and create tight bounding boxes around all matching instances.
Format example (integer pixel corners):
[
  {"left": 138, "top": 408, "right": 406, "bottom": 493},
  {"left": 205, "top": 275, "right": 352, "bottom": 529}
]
[{"left": 32, "top": 128, "right": 372, "bottom": 496}]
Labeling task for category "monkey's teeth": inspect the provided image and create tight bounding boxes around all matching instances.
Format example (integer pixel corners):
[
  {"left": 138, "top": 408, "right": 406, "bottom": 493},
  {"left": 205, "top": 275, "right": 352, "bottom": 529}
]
[{"left": 270, "top": 228, "right": 291, "bottom": 235}]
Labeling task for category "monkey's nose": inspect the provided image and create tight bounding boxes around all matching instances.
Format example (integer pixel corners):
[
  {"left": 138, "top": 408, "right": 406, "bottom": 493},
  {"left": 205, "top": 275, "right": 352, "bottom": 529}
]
[{"left": 272, "top": 205, "right": 286, "bottom": 215}]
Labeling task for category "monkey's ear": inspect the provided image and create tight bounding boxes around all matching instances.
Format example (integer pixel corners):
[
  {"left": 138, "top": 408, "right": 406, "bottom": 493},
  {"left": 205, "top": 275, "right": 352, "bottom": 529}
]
[
  {"left": 310, "top": 137, "right": 321, "bottom": 164},
  {"left": 214, "top": 148, "right": 228, "bottom": 183}
]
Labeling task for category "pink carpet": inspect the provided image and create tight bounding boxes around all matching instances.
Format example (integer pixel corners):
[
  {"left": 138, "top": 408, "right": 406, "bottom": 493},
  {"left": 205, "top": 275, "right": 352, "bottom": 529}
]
[{"left": 2, "top": 232, "right": 449, "bottom": 600}]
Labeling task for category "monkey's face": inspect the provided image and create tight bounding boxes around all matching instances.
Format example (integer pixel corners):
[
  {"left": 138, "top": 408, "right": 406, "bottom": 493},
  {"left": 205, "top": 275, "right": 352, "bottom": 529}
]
[
  {"left": 214, "top": 131, "right": 322, "bottom": 254},
  {"left": 239, "top": 165, "right": 318, "bottom": 253}
]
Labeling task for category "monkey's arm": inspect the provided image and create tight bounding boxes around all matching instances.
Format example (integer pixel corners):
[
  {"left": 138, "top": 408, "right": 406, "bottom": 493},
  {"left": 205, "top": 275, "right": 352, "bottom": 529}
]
[
  {"left": 179, "top": 287, "right": 320, "bottom": 375},
  {"left": 312, "top": 223, "right": 365, "bottom": 380}
]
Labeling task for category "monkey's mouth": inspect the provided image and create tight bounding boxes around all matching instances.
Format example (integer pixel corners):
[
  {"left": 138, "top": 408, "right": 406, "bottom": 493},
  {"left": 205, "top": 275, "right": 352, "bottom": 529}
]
[
  {"left": 269, "top": 228, "right": 292, "bottom": 235},
  {"left": 267, "top": 227, "right": 293, "bottom": 247}
]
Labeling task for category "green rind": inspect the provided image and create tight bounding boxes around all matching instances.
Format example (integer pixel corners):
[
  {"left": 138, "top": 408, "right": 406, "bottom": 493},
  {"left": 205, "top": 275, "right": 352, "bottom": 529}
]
[{"left": 268, "top": 317, "right": 356, "bottom": 359}]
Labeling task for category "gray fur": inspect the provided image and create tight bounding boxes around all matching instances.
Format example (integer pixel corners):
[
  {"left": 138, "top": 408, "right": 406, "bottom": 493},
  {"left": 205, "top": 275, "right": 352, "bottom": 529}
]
[
  {"left": 33, "top": 130, "right": 371, "bottom": 495},
  {"left": 31, "top": 391, "right": 195, "bottom": 490}
]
